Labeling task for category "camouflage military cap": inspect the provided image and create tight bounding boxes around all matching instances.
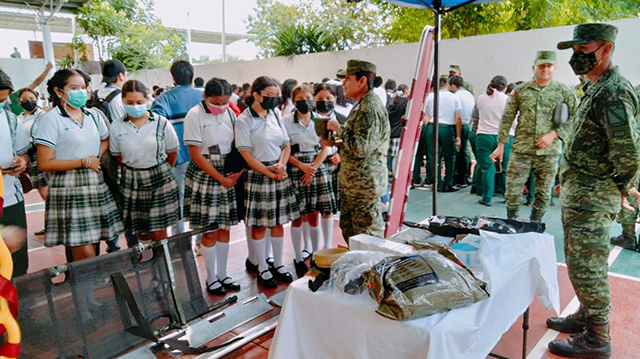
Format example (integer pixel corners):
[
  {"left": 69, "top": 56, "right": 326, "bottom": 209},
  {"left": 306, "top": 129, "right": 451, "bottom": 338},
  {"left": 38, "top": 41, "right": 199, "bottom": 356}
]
[
  {"left": 346, "top": 59, "right": 376, "bottom": 75},
  {"left": 449, "top": 64, "right": 461, "bottom": 73},
  {"left": 557, "top": 23, "right": 618, "bottom": 50},
  {"left": 336, "top": 68, "right": 347, "bottom": 79},
  {"left": 535, "top": 51, "right": 556, "bottom": 65},
  {"left": 440, "top": 74, "right": 450, "bottom": 80}
]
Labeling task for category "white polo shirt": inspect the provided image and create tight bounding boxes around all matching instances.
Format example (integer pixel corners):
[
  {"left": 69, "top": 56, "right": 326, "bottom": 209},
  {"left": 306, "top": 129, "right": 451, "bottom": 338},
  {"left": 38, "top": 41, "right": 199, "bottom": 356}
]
[
  {"left": 423, "top": 90, "right": 461, "bottom": 125},
  {"left": 20, "top": 108, "right": 46, "bottom": 143},
  {"left": 1, "top": 109, "right": 31, "bottom": 207},
  {"left": 374, "top": 87, "right": 388, "bottom": 107},
  {"left": 283, "top": 112, "right": 321, "bottom": 153},
  {"left": 454, "top": 88, "right": 475, "bottom": 125},
  {"left": 35, "top": 106, "right": 109, "bottom": 160},
  {"left": 183, "top": 102, "right": 235, "bottom": 156},
  {"left": 109, "top": 112, "right": 178, "bottom": 169},
  {"left": 235, "top": 107, "right": 289, "bottom": 163},
  {"left": 476, "top": 91, "right": 508, "bottom": 136}
]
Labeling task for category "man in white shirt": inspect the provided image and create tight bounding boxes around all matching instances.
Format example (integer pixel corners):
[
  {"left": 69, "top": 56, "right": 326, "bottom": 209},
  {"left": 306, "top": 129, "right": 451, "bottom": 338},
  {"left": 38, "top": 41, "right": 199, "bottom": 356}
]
[
  {"left": 424, "top": 76, "right": 462, "bottom": 192},
  {"left": 449, "top": 76, "right": 476, "bottom": 187}
]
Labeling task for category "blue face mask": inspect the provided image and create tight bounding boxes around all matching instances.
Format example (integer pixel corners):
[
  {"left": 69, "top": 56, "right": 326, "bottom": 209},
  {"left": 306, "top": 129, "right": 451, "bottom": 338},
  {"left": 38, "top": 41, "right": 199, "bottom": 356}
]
[
  {"left": 124, "top": 104, "right": 148, "bottom": 119},
  {"left": 0, "top": 101, "right": 5, "bottom": 110},
  {"left": 65, "top": 89, "right": 88, "bottom": 108}
]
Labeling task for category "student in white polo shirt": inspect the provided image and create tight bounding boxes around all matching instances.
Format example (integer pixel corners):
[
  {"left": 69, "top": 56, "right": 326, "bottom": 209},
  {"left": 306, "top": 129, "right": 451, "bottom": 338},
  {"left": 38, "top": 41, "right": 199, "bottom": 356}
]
[
  {"left": 423, "top": 76, "right": 462, "bottom": 192},
  {"left": 236, "top": 76, "right": 301, "bottom": 289},
  {"left": 109, "top": 80, "right": 180, "bottom": 242},
  {"left": 283, "top": 85, "right": 337, "bottom": 278},
  {"left": 18, "top": 88, "right": 48, "bottom": 202},
  {"left": 183, "top": 78, "right": 244, "bottom": 296},
  {"left": 0, "top": 69, "right": 31, "bottom": 277},
  {"left": 35, "top": 69, "right": 124, "bottom": 262},
  {"left": 313, "top": 83, "right": 345, "bottom": 252}
]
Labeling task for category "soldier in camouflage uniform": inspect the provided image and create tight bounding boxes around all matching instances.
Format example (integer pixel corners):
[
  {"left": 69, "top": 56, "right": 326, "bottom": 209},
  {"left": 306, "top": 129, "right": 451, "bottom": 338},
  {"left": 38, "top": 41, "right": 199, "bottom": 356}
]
[
  {"left": 546, "top": 23, "right": 640, "bottom": 359},
  {"left": 490, "top": 51, "right": 578, "bottom": 221},
  {"left": 326, "top": 60, "right": 390, "bottom": 240},
  {"left": 448, "top": 65, "right": 474, "bottom": 95},
  {"left": 609, "top": 84, "right": 640, "bottom": 251}
]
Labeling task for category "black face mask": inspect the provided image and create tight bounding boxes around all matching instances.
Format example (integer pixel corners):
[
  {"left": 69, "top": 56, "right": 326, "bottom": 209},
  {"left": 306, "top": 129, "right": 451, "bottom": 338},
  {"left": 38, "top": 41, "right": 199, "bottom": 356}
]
[
  {"left": 315, "top": 101, "right": 334, "bottom": 114},
  {"left": 260, "top": 96, "right": 281, "bottom": 110},
  {"left": 569, "top": 45, "right": 604, "bottom": 75},
  {"left": 295, "top": 100, "right": 314, "bottom": 114},
  {"left": 20, "top": 100, "right": 38, "bottom": 112}
]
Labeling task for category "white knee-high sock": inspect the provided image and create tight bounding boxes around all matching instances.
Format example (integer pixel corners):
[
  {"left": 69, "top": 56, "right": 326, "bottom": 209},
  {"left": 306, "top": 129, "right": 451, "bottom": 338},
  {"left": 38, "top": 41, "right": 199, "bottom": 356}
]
[
  {"left": 271, "top": 235, "right": 284, "bottom": 268},
  {"left": 216, "top": 242, "right": 229, "bottom": 280},
  {"left": 264, "top": 231, "right": 272, "bottom": 258},
  {"left": 245, "top": 226, "right": 256, "bottom": 264},
  {"left": 321, "top": 217, "right": 334, "bottom": 249},
  {"left": 291, "top": 226, "right": 303, "bottom": 262},
  {"left": 252, "top": 238, "right": 273, "bottom": 280},
  {"left": 201, "top": 243, "right": 218, "bottom": 286},
  {"left": 310, "top": 226, "right": 321, "bottom": 253},
  {"left": 302, "top": 221, "right": 312, "bottom": 253}
]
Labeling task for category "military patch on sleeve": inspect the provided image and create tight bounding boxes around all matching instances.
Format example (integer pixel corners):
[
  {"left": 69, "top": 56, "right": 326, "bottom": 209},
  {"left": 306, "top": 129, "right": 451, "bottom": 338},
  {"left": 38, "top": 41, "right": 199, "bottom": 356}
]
[
  {"left": 607, "top": 100, "right": 628, "bottom": 127},
  {"left": 613, "top": 130, "right": 626, "bottom": 137}
]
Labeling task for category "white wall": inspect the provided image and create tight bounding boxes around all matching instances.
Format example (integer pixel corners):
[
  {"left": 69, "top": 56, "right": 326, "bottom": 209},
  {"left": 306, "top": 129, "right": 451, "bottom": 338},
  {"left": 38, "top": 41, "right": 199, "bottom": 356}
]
[
  {"left": 129, "top": 17, "right": 640, "bottom": 93},
  {"left": 0, "top": 58, "right": 48, "bottom": 91}
]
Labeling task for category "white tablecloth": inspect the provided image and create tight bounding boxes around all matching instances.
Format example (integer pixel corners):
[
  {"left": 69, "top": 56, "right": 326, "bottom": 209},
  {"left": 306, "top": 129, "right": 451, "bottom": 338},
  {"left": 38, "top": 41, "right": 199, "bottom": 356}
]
[{"left": 268, "top": 231, "right": 560, "bottom": 359}]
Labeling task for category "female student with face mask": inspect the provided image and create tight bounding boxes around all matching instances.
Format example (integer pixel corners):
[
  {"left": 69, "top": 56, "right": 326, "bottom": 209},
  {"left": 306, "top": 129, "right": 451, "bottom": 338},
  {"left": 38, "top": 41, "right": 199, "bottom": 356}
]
[
  {"left": 283, "top": 85, "right": 337, "bottom": 277},
  {"left": 235, "top": 76, "right": 300, "bottom": 288},
  {"left": 313, "top": 83, "right": 345, "bottom": 250},
  {"left": 35, "top": 69, "right": 124, "bottom": 261},
  {"left": 18, "top": 88, "right": 48, "bottom": 202},
  {"left": 108, "top": 80, "right": 180, "bottom": 244},
  {"left": 183, "top": 78, "right": 244, "bottom": 295}
]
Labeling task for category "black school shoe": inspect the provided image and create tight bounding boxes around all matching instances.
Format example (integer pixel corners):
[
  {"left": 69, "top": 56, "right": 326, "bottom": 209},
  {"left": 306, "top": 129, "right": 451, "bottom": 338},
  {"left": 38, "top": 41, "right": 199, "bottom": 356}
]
[
  {"left": 272, "top": 265, "right": 293, "bottom": 282},
  {"left": 257, "top": 270, "right": 277, "bottom": 288},
  {"left": 206, "top": 281, "right": 226, "bottom": 296},
  {"left": 220, "top": 277, "right": 241, "bottom": 291},
  {"left": 245, "top": 258, "right": 258, "bottom": 273},
  {"left": 294, "top": 259, "right": 308, "bottom": 278}
]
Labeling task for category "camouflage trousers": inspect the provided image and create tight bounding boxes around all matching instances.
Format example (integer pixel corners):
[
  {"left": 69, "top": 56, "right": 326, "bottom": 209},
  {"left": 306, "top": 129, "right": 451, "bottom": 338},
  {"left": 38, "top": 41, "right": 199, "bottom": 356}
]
[
  {"left": 505, "top": 152, "right": 560, "bottom": 217},
  {"left": 615, "top": 197, "right": 638, "bottom": 226},
  {"left": 563, "top": 206, "right": 614, "bottom": 322},
  {"left": 339, "top": 193, "right": 384, "bottom": 242}
]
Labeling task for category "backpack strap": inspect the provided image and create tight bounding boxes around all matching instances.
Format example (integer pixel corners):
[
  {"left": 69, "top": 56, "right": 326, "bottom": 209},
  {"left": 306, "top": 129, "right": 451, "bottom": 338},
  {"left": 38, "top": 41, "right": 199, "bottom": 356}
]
[{"left": 104, "top": 88, "right": 121, "bottom": 103}]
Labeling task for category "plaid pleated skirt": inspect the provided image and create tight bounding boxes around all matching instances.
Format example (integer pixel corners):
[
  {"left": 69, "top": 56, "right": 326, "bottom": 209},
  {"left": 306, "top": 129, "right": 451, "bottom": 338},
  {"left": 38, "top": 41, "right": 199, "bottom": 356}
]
[
  {"left": 28, "top": 147, "right": 48, "bottom": 189},
  {"left": 324, "top": 155, "right": 340, "bottom": 213},
  {"left": 184, "top": 156, "right": 239, "bottom": 231},
  {"left": 45, "top": 168, "right": 124, "bottom": 247},
  {"left": 120, "top": 162, "right": 180, "bottom": 234},
  {"left": 288, "top": 151, "right": 337, "bottom": 215},
  {"left": 388, "top": 137, "right": 401, "bottom": 157},
  {"left": 244, "top": 160, "right": 300, "bottom": 228}
]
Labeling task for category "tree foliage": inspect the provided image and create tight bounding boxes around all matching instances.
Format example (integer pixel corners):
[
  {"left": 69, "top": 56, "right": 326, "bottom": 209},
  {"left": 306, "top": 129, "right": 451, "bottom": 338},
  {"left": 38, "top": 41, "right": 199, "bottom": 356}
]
[
  {"left": 246, "top": 0, "right": 639, "bottom": 57},
  {"left": 378, "top": 0, "right": 640, "bottom": 43},
  {"left": 246, "top": 0, "right": 393, "bottom": 57},
  {"left": 76, "top": 0, "right": 187, "bottom": 70}
]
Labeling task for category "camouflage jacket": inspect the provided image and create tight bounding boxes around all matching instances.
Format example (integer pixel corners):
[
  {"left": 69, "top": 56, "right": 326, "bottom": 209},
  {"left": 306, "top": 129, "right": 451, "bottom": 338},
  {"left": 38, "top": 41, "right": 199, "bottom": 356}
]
[
  {"left": 337, "top": 90, "right": 390, "bottom": 198},
  {"left": 499, "top": 80, "right": 578, "bottom": 155},
  {"left": 560, "top": 66, "right": 640, "bottom": 213},
  {"left": 463, "top": 81, "right": 474, "bottom": 96}
]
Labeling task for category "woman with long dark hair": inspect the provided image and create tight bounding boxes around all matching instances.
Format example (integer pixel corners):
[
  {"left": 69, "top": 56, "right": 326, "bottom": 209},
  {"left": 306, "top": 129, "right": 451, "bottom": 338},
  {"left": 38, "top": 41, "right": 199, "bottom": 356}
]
[{"left": 235, "top": 76, "right": 300, "bottom": 288}]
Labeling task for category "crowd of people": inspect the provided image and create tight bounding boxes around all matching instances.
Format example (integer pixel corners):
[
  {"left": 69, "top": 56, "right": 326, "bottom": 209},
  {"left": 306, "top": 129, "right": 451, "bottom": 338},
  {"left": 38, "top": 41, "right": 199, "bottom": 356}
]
[
  {"left": 0, "top": 57, "right": 405, "bottom": 295},
  {"left": 1, "top": 21, "right": 639, "bottom": 359}
]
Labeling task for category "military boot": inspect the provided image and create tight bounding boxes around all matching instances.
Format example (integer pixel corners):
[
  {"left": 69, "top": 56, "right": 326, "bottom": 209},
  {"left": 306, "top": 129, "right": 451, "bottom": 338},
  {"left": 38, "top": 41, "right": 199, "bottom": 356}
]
[
  {"left": 507, "top": 208, "right": 519, "bottom": 220},
  {"left": 610, "top": 224, "right": 637, "bottom": 250},
  {"left": 530, "top": 209, "right": 545, "bottom": 222},
  {"left": 546, "top": 307, "right": 586, "bottom": 333},
  {"left": 548, "top": 318, "right": 612, "bottom": 359}
]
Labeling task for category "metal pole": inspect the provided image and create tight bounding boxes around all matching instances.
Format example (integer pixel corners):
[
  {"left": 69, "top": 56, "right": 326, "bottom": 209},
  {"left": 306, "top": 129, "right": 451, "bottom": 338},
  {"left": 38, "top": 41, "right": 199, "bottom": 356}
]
[
  {"left": 431, "top": 8, "right": 441, "bottom": 216},
  {"left": 42, "top": 23, "right": 56, "bottom": 71},
  {"left": 186, "top": 11, "right": 192, "bottom": 64},
  {"left": 221, "top": 0, "right": 227, "bottom": 63}
]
